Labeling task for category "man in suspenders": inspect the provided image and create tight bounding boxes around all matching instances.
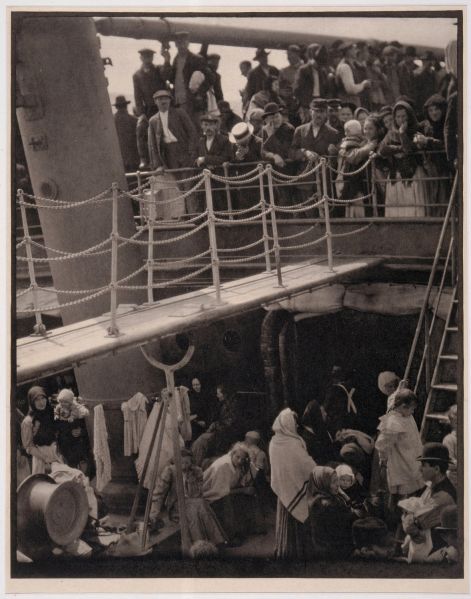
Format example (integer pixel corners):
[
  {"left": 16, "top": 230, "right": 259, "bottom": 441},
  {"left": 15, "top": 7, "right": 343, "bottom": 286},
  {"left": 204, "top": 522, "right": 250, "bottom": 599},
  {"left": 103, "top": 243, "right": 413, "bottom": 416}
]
[{"left": 322, "top": 365, "right": 359, "bottom": 437}]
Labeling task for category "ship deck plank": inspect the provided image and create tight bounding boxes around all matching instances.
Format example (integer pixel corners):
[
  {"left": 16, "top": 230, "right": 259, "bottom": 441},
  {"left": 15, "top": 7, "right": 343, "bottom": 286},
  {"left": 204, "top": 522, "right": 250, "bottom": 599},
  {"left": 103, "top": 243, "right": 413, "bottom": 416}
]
[{"left": 16, "top": 257, "right": 382, "bottom": 383}]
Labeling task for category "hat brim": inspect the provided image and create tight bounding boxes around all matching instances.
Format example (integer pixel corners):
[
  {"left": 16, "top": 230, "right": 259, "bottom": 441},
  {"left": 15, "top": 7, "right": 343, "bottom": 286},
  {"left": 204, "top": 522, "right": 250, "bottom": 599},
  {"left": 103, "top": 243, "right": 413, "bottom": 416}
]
[
  {"left": 114, "top": 101, "right": 131, "bottom": 107},
  {"left": 417, "top": 456, "right": 452, "bottom": 463},
  {"left": 153, "top": 93, "right": 172, "bottom": 100},
  {"left": 229, "top": 122, "right": 254, "bottom": 144},
  {"left": 253, "top": 52, "right": 270, "bottom": 60}
]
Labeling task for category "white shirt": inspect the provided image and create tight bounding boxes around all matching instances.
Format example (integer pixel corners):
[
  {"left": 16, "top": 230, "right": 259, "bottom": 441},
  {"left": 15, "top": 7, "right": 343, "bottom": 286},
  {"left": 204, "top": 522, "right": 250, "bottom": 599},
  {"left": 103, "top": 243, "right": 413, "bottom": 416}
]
[
  {"left": 205, "top": 135, "right": 215, "bottom": 151},
  {"left": 159, "top": 111, "right": 178, "bottom": 143}
]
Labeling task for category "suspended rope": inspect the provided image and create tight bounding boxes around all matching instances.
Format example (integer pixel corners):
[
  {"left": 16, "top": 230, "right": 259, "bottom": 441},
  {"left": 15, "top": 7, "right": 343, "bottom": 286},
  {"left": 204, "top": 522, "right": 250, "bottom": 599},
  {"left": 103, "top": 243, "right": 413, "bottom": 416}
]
[
  {"left": 325, "top": 154, "right": 374, "bottom": 176},
  {"left": 330, "top": 223, "right": 373, "bottom": 238},
  {"left": 117, "top": 219, "right": 208, "bottom": 246},
  {"left": 280, "top": 234, "right": 328, "bottom": 251}
]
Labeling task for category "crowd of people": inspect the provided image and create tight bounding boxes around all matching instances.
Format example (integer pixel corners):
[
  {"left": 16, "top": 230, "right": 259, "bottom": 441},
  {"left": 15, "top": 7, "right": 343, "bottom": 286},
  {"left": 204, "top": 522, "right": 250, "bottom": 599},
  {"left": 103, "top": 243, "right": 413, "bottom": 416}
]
[
  {"left": 18, "top": 369, "right": 459, "bottom": 564},
  {"left": 113, "top": 34, "right": 458, "bottom": 218}
]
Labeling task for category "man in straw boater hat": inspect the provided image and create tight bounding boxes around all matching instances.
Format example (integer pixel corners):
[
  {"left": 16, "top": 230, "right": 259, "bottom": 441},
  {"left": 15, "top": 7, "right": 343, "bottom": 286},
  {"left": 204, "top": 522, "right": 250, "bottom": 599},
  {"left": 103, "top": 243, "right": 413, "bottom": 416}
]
[
  {"left": 245, "top": 48, "right": 279, "bottom": 110},
  {"left": 112, "top": 95, "right": 139, "bottom": 173},
  {"left": 228, "top": 121, "right": 262, "bottom": 210},
  {"left": 133, "top": 47, "right": 172, "bottom": 169}
]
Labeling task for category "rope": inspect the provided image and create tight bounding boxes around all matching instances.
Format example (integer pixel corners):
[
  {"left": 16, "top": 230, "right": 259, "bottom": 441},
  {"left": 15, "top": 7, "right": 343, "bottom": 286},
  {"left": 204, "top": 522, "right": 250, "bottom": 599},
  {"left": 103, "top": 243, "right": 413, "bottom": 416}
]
[
  {"left": 150, "top": 248, "right": 211, "bottom": 269},
  {"left": 219, "top": 247, "right": 274, "bottom": 265},
  {"left": 330, "top": 223, "right": 373, "bottom": 238},
  {"left": 117, "top": 264, "right": 212, "bottom": 290},
  {"left": 275, "top": 226, "right": 316, "bottom": 241},
  {"left": 273, "top": 197, "right": 325, "bottom": 214},
  {"left": 213, "top": 208, "right": 271, "bottom": 224},
  {"left": 116, "top": 264, "right": 149, "bottom": 285},
  {"left": 16, "top": 239, "right": 27, "bottom": 250},
  {"left": 37, "top": 283, "right": 109, "bottom": 295},
  {"left": 325, "top": 155, "right": 374, "bottom": 176},
  {"left": 218, "top": 237, "right": 265, "bottom": 253},
  {"left": 17, "top": 286, "right": 110, "bottom": 314},
  {"left": 271, "top": 161, "right": 323, "bottom": 181},
  {"left": 211, "top": 166, "right": 261, "bottom": 181},
  {"left": 280, "top": 234, "right": 328, "bottom": 251},
  {"left": 326, "top": 193, "right": 372, "bottom": 204},
  {"left": 16, "top": 286, "right": 32, "bottom": 298},
  {"left": 19, "top": 238, "right": 113, "bottom": 262},
  {"left": 117, "top": 219, "right": 208, "bottom": 246},
  {"left": 119, "top": 177, "right": 205, "bottom": 205},
  {"left": 210, "top": 171, "right": 263, "bottom": 186},
  {"left": 19, "top": 188, "right": 113, "bottom": 209},
  {"left": 214, "top": 202, "right": 262, "bottom": 216}
]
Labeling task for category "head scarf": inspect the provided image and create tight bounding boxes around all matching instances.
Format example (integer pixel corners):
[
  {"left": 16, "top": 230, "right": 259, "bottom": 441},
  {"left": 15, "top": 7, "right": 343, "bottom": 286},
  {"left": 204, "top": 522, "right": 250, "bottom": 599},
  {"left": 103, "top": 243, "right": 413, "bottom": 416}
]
[
  {"left": 378, "top": 371, "right": 400, "bottom": 396},
  {"left": 308, "top": 465, "right": 336, "bottom": 498},
  {"left": 354, "top": 107, "right": 369, "bottom": 120},
  {"left": 423, "top": 94, "right": 448, "bottom": 139},
  {"left": 392, "top": 100, "right": 419, "bottom": 136},
  {"left": 269, "top": 408, "right": 315, "bottom": 523},
  {"left": 27, "top": 385, "right": 55, "bottom": 446}
]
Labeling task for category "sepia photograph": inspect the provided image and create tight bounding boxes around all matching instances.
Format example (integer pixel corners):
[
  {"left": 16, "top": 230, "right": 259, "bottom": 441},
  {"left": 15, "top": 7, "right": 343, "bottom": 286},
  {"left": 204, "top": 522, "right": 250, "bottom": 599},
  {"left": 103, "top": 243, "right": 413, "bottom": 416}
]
[{"left": 8, "top": 6, "right": 466, "bottom": 593}]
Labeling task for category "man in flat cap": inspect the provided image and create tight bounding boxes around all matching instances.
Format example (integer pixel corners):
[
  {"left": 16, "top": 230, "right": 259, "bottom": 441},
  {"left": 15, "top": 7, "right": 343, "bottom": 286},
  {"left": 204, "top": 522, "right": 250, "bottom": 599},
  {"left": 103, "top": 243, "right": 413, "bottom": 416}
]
[
  {"left": 148, "top": 89, "right": 199, "bottom": 211},
  {"left": 166, "top": 31, "right": 215, "bottom": 127},
  {"left": 279, "top": 44, "right": 304, "bottom": 90},
  {"left": 335, "top": 42, "right": 371, "bottom": 108},
  {"left": 112, "top": 95, "right": 139, "bottom": 173},
  {"left": 294, "top": 43, "right": 331, "bottom": 123},
  {"left": 133, "top": 47, "right": 171, "bottom": 169},
  {"left": 290, "top": 98, "right": 342, "bottom": 207},
  {"left": 244, "top": 49, "right": 279, "bottom": 114}
]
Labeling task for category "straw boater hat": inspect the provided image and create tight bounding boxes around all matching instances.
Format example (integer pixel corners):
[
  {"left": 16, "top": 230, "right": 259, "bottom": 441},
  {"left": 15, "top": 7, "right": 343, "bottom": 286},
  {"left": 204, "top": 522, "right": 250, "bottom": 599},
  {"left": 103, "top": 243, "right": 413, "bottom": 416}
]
[
  {"left": 229, "top": 122, "right": 254, "bottom": 144},
  {"left": 17, "top": 473, "right": 89, "bottom": 560}
]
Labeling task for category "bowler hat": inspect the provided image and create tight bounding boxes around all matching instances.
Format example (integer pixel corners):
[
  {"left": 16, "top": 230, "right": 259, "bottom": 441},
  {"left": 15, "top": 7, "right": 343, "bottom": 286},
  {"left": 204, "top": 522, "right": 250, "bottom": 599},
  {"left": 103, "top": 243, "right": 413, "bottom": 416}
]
[
  {"left": 229, "top": 122, "right": 254, "bottom": 144},
  {"left": 262, "top": 102, "right": 283, "bottom": 118},
  {"left": 17, "top": 473, "right": 89, "bottom": 561},
  {"left": 113, "top": 95, "right": 131, "bottom": 108},
  {"left": 417, "top": 442, "right": 452, "bottom": 464},
  {"left": 253, "top": 48, "right": 270, "bottom": 61},
  {"left": 153, "top": 89, "right": 172, "bottom": 100},
  {"left": 436, "top": 505, "right": 458, "bottom": 531},
  {"left": 138, "top": 48, "right": 155, "bottom": 55}
]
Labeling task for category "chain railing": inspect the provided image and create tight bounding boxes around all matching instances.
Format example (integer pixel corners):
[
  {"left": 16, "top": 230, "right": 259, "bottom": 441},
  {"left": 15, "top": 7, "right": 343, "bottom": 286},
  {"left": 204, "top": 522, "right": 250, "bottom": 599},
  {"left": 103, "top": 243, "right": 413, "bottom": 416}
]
[{"left": 18, "top": 151, "right": 448, "bottom": 337}]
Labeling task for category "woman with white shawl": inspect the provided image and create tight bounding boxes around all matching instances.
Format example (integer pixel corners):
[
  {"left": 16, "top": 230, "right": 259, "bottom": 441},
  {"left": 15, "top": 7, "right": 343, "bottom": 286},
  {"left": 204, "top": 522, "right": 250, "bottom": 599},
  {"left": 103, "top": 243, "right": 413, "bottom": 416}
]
[{"left": 269, "top": 407, "right": 316, "bottom": 559}]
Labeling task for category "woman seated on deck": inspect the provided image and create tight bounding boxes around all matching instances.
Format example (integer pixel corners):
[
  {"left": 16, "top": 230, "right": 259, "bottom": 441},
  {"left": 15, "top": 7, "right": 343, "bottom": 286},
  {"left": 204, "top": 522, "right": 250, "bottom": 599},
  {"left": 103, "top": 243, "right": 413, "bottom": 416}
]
[
  {"left": 148, "top": 448, "right": 227, "bottom": 547},
  {"left": 202, "top": 442, "right": 259, "bottom": 545}
]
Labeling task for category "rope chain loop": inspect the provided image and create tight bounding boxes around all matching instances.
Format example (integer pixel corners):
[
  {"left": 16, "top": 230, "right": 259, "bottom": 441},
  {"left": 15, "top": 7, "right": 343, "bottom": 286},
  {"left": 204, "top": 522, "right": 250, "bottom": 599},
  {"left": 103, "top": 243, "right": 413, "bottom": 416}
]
[
  {"left": 117, "top": 219, "right": 208, "bottom": 246},
  {"left": 325, "top": 153, "right": 375, "bottom": 176}
]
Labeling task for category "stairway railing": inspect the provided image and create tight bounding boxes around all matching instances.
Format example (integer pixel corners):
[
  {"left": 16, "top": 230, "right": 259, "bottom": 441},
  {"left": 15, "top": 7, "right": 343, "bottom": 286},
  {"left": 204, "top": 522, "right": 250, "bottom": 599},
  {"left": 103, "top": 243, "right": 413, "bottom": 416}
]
[{"left": 402, "top": 172, "right": 459, "bottom": 393}]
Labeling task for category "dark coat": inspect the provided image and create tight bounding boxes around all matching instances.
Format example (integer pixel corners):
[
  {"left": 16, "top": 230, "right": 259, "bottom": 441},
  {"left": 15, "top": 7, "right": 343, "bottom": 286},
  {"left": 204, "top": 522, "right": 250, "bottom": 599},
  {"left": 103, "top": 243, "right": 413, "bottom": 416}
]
[
  {"left": 308, "top": 492, "right": 357, "bottom": 559},
  {"left": 210, "top": 69, "right": 224, "bottom": 103},
  {"left": 290, "top": 122, "right": 342, "bottom": 162},
  {"left": 114, "top": 110, "right": 139, "bottom": 171},
  {"left": 415, "top": 69, "right": 438, "bottom": 117},
  {"left": 219, "top": 111, "right": 243, "bottom": 136},
  {"left": 397, "top": 60, "right": 417, "bottom": 100},
  {"left": 293, "top": 63, "right": 330, "bottom": 108},
  {"left": 231, "top": 135, "right": 263, "bottom": 165},
  {"left": 169, "top": 51, "right": 215, "bottom": 111},
  {"left": 300, "top": 400, "right": 335, "bottom": 464},
  {"left": 262, "top": 122, "right": 295, "bottom": 161},
  {"left": 147, "top": 107, "right": 198, "bottom": 169},
  {"left": 132, "top": 65, "right": 170, "bottom": 118},
  {"left": 196, "top": 133, "right": 233, "bottom": 167},
  {"left": 245, "top": 64, "right": 279, "bottom": 103}
]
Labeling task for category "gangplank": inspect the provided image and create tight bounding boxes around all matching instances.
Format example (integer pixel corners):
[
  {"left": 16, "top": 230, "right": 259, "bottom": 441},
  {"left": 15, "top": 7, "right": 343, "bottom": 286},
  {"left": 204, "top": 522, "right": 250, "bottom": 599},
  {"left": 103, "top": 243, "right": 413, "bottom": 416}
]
[{"left": 17, "top": 256, "right": 382, "bottom": 384}]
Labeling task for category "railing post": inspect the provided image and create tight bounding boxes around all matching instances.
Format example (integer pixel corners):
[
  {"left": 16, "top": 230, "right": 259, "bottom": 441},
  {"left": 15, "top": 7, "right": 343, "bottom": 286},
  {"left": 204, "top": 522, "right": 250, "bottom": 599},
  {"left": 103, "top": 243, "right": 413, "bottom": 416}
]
[
  {"left": 424, "top": 308, "right": 432, "bottom": 393},
  {"left": 321, "top": 158, "right": 335, "bottom": 273},
  {"left": 18, "top": 189, "right": 47, "bottom": 336},
  {"left": 136, "top": 170, "right": 143, "bottom": 226},
  {"left": 258, "top": 163, "right": 272, "bottom": 273},
  {"left": 266, "top": 165, "right": 284, "bottom": 288},
  {"left": 370, "top": 154, "right": 379, "bottom": 217},
  {"left": 107, "top": 182, "right": 120, "bottom": 336},
  {"left": 223, "top": 162, "right": 233, "bottom": 220},
  {"left": 146, "top": 177, "right": 156, "bottom": 304},
  {"left": 204, "top": 169, "right": 223, "bottom": 304}
]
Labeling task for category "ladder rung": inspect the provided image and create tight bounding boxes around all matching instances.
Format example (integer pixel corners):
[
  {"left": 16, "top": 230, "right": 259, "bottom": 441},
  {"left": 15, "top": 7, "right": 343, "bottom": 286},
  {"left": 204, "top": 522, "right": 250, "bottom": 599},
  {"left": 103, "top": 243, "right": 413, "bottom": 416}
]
[
  {"left": 440, "top": 354, "right": 458, "bottom": 361},
  {"left": 446, "top": 326, "right": 458, "bottom": 333},
  {"left": 426, "top": 413, "right": 450, "bottom": 421},
  {"left": 432, "top": 383, "right": 458, "bottom": 392}
]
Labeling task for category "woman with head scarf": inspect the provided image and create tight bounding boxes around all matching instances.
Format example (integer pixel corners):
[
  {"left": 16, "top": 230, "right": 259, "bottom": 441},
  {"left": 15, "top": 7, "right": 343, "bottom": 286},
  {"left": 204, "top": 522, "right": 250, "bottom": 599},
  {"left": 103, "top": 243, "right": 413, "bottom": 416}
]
[
  {"left": 378, "top": 100, "right": 428, "bottom": 217},
  {"left": 20, "top": 386, "right": 63, "bottom": 474},
  {"left": 269, "top": 408, "right": 316, "bottom": 559},
  {"left": 415, "top": 94, "right": 451, "bottom": 216},
  {"left": 300, "top": 400, "right": 335, "bottom": 464},
  {"left": 307, "top": 465, "right": 359, "bottom": 559}
]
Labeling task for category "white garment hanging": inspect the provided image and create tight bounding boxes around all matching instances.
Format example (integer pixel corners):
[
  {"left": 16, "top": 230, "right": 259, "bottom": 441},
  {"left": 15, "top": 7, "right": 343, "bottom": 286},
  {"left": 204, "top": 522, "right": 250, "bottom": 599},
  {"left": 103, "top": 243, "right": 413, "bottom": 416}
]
[
  {"left": 93, "top": 404, "right": 112, "bottom": 492},
  {"left": 121, "top": 392, "right": 148, "bottom": 456}
]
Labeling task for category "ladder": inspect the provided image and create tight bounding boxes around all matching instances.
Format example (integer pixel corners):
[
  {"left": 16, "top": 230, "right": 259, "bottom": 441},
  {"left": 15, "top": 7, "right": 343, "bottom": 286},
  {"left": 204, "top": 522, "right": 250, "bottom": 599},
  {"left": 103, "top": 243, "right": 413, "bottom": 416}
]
[
  {"left": 402, "top": 173, "right": 459, "bottom": 442},
  {"left": 420, "top": 285, "right": 458, "bottom": 441}
]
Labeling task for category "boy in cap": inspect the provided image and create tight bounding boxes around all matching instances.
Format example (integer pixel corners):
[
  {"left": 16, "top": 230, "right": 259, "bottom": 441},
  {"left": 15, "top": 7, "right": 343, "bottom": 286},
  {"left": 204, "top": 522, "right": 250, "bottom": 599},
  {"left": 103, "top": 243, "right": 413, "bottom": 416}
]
[{"left": 133, "top": 46, "right": 171, "bottom": 169}]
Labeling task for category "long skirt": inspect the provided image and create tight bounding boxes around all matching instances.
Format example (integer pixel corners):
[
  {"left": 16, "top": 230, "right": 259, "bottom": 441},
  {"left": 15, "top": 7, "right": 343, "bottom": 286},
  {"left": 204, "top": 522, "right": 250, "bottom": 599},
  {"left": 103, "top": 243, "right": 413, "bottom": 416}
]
[
  {"left": 211, "top": 493, "right": 259, "bottom": 541},
  {"left": 274, "top": 499, "right": 311, "bottom": 560},
  {"left": 384, "top": 167, "right": 427, "bottom": 217},
  {"left": 185, "top": 497, "right": 228, "bottom": 546}
]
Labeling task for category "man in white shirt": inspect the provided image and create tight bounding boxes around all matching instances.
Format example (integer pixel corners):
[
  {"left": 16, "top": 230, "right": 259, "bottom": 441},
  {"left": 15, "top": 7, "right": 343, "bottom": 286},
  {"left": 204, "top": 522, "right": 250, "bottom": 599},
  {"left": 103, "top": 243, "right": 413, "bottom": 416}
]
[{"left": 335, "top": 42, "right": 371, "bottom": 107}]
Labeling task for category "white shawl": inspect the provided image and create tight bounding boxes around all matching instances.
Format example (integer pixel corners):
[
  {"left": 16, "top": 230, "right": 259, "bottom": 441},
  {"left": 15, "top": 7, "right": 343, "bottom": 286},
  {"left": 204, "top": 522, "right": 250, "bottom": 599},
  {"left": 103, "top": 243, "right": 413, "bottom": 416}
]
[
  {"left": 203, "top": 453, "right": 241, "bottom": 503},
  {"left": 269, "top": 408, "right": 316, "bottom": 523}
]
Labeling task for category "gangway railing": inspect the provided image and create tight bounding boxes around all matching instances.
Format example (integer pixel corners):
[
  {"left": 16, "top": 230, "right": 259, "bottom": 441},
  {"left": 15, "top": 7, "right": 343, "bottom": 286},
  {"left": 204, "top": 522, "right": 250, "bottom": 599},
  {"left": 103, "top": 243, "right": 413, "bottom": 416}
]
[{"left": 16, "top": 151, "right": 454, "bottom": 338}]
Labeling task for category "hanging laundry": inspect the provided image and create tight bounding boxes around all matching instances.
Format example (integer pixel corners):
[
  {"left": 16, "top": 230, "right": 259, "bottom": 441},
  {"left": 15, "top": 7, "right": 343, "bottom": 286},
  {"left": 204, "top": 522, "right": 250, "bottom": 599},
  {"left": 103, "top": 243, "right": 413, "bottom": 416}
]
[
  {"left": 121, "top": 392, "right": 148, "bottom": 456},
  {"left": 93, "top": 404, "right": 112, "bottom": 492}
]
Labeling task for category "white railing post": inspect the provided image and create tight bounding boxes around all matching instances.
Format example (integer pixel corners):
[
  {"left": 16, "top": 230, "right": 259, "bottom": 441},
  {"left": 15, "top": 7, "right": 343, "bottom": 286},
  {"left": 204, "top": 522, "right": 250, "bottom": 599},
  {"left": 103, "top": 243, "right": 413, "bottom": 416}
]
[
  {"left": 266, "top": 165, "right": 284, "bottom": 288},
  {"left": 223, "top": 162, "right": 233, "bottom": 220},
  {"left": 146, "top": 177, "right": 156, "bottom": 304},
  {"left": 321, "top": 158, "right": 334, "bottom": 273},
  {"left": 258, "top": 163, "right": 272, "bottom": 273},
  {"left": 107, "top": 182, "right": 120, "bottom": 336},
  {"left": 18, "top": 189, "right": 47, "bottom": 336},
  {"left": 204, "top": 169, "right": 222, "bottom": 304},
  {"left": 370, "top": 154, "right": 379, "bottom": 217},
  {"left": 137, "top": 170, "right": 144, "bottom": 226}
]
